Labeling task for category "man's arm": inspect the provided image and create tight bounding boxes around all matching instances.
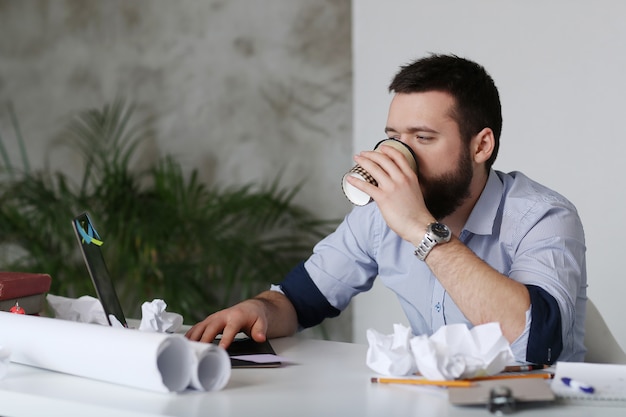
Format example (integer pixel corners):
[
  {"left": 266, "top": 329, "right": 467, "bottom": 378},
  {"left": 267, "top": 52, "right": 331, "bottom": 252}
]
[
  {"left": 424, "top": 236, "right": 530, "bottom": 343},
  {"left": 185, "top": 290, "right": 298, "bottom": 349},
  {"left": 347, "top": 146, "right": 530, "bottom": 343}
]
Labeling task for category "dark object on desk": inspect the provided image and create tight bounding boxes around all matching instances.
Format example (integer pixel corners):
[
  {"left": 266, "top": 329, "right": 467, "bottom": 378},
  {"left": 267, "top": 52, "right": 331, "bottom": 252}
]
[
  {"left": 488, "top": 385, "right": 516, "bottom": 414},
  {"left": 449, "top": 378, "right": 555, "bottom": 407},
  {"left": 0, "top": 271, "right": 52, "bottom": 300},
  {"left": 0, "top": 293, "right": 47, "bottom": 315},
  {"left": 217, "top": 338, "right": 281, "bottom": 368}
]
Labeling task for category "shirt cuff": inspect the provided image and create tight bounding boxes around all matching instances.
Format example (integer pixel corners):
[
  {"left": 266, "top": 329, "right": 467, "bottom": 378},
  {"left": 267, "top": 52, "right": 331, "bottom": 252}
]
[
  {"left": 510, "top": 306, "right": 532, "bottom": 363},
  {"left": 269, "top": 284, "right": 285, "bottom": 295}
]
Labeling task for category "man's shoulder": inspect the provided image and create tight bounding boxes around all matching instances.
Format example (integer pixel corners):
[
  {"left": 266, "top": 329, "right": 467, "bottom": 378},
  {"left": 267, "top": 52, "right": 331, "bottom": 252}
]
[
  {"left": 495, "top": 170, "right": 577, "bottom": 210},
  {"left": 491, "top": 170, "right": 584, "bottom": 244}
]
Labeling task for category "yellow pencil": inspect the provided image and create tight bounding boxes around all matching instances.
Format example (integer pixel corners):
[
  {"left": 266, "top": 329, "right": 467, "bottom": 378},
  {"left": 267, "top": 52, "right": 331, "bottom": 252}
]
[
  {"left": 371, "top": 377, "right": 474, "bottom": 388},
  {"left": 371, "top": 372, "right": 552, "bottom": 388}
]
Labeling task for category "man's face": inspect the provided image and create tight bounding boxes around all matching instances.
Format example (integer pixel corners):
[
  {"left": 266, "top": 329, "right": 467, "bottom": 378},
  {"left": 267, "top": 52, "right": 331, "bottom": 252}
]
[
  {"left": 419, "top": 140, "right": 472, "bottom": 220},
  {"left": 384, "top": 91, "right": 474, "bottom": 219}
]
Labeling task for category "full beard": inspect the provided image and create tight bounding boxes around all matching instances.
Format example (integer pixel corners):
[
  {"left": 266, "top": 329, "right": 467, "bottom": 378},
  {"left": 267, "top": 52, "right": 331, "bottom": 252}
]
[{"left": 420, "top": 148, "right": 473, "bottom": 220}]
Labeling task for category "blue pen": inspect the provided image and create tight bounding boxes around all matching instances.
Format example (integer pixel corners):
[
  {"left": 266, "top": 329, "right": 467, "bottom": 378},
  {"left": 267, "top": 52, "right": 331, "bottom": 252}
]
[{"left": 561, "top": 377, "right": 595, "bottom": 394}]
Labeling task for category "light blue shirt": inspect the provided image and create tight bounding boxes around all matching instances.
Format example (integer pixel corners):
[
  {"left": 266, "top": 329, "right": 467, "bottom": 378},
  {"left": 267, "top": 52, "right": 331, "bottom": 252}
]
[{"left": 303, "top": 170, "right": 587, "bottom": 362}]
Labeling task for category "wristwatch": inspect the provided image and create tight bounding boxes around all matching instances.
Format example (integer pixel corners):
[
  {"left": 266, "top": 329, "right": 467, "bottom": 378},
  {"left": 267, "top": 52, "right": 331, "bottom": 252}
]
[{"left": 414, "top": 222, "right": 451, "bottom": 261}]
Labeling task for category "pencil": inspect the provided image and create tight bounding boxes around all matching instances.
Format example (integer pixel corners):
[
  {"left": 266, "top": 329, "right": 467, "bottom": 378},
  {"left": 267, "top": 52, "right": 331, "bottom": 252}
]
[
  {"left": 371, "top": 377, "right": 474, "bottom": 388},
  {"left": 467, "top": 373, "right": 553, "bottom": 382},
  {"left": 503, "top": 364, "right": 550, "bottom": 372}
]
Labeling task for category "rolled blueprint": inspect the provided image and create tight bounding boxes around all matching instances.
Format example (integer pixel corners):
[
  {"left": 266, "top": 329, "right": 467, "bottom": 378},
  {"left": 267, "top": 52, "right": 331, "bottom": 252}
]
[{"left": 0, "top": 312, "right": 229, "bottom": 393}]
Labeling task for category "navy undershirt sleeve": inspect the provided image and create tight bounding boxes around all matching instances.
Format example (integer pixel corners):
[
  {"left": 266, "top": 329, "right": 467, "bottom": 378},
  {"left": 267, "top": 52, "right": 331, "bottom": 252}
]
[
  {"left": 278, "top": 261, "right": 341, "bottom": 329},
  {"left": 525, "top": 284, "right": 563, "bottom": 364}
]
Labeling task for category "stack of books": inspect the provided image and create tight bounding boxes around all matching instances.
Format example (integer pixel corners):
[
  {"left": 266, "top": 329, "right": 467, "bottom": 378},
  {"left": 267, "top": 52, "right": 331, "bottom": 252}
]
[{"left": 0, "top": 271, "right": 52, "bottom": 315}]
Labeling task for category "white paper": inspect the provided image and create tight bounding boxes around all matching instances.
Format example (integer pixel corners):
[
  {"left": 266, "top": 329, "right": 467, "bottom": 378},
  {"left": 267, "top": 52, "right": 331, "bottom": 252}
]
[
  {"left": 230, "top": 354, "right": 289, "bottom": 364},
  {"left": 366, "top": 322, "right": 513, "bottom": 380},
  {"left": 366, "top": 323, "right": 418, "bottom": 376},
  {"left": 46, "top": 294, "right": 108, "bottom": 325},
  {"left": 0, "top": 345, "right": 10, "bottom": 380},
  {"left": 552, "top": 362, "right": 626, "bottom": 401},
  {"left": 0, "top": 312, "right": 230, "bottom": 393}
]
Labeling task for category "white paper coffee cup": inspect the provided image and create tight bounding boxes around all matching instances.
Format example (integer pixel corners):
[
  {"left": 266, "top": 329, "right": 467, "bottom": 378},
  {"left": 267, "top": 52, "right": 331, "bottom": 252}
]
[{"left": 342, "top": 139, "right": 417, "bottom": 206}]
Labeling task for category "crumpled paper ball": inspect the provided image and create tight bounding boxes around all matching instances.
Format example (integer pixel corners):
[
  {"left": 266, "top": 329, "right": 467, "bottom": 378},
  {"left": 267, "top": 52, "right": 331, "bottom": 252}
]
[
  {"left": 366, "top": 323, "right": 418, "bottom": 376},
  {"left": 366, "top": 322, "right": 514, "bottom": 380},
  {"left": 410, "top": 322, "right": 514, "bottom": 380},
  {"left": 138, "top": 299, "right": 183, "bottom": 333}
]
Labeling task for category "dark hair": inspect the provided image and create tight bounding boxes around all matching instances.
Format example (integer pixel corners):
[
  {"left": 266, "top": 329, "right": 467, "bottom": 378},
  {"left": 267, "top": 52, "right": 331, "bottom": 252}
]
[{"left": 388, "top": 54, "right": 502, "bottom": 170}]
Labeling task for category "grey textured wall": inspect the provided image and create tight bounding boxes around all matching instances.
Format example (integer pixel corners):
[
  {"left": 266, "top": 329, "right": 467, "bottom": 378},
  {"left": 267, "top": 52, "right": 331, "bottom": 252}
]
[{"left": 0, "top": 0, "right": 353, "bottom": 340}]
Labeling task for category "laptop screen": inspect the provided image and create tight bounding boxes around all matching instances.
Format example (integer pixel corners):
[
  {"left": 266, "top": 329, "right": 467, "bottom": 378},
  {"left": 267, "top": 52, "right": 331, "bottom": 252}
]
[{"left": 72, "top": 212, "right": 128, "bottom": 328}]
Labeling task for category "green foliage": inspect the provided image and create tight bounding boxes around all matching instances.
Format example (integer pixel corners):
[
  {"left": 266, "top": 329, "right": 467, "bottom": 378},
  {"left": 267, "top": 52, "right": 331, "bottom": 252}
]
[{"left": 0, "top": 99, "right": 336, "bottom": 322}]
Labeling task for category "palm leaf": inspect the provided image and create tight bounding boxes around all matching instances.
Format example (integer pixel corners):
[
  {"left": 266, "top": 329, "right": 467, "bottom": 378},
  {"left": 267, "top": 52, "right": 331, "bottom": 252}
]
[{"left": 0, "top": 99, "right": 338, "bottom": 322}]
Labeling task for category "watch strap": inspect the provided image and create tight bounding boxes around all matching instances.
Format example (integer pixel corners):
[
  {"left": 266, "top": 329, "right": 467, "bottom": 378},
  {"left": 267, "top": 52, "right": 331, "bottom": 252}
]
[
  {"left": 414, "top": 234, "right": 437, "bottom": 261},
  {"left": 414, "top": 222, "right": 451, "bottom": 261}
]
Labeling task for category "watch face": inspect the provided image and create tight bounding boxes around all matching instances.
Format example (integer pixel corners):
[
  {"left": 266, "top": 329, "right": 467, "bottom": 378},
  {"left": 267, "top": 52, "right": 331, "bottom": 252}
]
[{"left": 430, "top": 222, "right": 451, "bottom": 239}]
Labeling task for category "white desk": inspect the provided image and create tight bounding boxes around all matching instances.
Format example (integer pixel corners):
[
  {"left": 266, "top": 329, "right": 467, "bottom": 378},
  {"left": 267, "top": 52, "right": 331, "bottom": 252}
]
[{"left": 0, "top": 336, "right": 623, "bottom": 417}]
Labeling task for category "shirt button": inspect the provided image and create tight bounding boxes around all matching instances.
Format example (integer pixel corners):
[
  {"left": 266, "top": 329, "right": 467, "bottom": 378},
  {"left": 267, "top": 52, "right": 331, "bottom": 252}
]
[{"left": 434, "top": 302, "right": 441, "bottom": 313}]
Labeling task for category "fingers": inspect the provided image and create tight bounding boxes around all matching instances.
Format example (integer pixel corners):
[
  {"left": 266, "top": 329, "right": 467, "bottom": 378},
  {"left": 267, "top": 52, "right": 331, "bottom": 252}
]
[
  {"left": 361, "top": 145, "right": 415, "bottom": 179},
  {"left": 349, "top": 149, "right": 416, "bottom": 201},
  {"left": 249, "top": 318, "right": 268, "bottom": 343},
  {"left": 217, "top": 324, "right": 240, "bottom": 349},
  {"left": 185, "top": 315, "right": 224, "bottom": 343},
  {"left": 184, "top": 300, "right": 270, "bottom": 349}
]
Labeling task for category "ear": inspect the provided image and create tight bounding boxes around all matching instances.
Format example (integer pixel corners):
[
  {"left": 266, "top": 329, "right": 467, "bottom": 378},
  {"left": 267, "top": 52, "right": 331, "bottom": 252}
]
[{"left": 471, "top": 127, "right": 495, "bottom": 164}]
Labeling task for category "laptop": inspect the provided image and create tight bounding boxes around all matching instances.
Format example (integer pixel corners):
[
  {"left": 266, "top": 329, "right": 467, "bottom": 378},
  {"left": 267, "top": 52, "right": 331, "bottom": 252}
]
[
  {"left": 72, "top": 212, "right": 281, "bottom": 368},
  {"left": 72, "top": 212, "right": 127, "bottom": 328}
]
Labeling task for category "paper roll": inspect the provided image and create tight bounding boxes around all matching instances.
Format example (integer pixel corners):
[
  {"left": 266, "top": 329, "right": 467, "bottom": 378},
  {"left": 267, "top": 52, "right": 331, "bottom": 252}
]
[
  {"left": 188, "top": 341, "right": 231, "bottom": 391},
  {"left": 0, "top": 312, "right": 195, "bottom": 393},
  {"left": 0, "top": 345, "right": 9, "bottom": 380}
]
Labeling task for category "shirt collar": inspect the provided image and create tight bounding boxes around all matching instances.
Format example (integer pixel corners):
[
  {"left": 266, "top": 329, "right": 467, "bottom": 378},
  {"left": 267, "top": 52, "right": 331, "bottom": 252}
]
[{"left": 463, "top": 169, "right": 503, "bottom": 236}]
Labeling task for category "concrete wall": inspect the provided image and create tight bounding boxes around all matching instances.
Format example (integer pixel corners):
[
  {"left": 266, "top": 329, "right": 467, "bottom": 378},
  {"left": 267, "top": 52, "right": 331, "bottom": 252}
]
[{"left": 0, "top": 0, "right": 354, "bottom": 340}]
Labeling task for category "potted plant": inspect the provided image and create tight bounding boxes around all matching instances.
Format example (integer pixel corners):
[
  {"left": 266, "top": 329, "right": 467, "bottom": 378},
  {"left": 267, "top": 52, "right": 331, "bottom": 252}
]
[{"left": 0, "top": 99, "right": 336, "bottom": 322}]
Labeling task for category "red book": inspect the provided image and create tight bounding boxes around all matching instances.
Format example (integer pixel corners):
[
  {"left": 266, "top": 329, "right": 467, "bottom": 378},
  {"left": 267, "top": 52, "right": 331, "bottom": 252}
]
[{"left": 0, "top": 272, "right": 52, "bottom": 300}]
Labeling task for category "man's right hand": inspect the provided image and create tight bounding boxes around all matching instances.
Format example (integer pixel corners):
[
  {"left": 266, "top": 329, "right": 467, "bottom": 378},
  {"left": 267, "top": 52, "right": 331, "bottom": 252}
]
[{"left": 184, "top": 290, "right": 298, "bottom": 349}]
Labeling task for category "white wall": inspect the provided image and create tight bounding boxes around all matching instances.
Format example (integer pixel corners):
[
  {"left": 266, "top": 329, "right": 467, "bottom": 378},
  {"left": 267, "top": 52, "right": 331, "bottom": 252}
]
[{"left": 352, "top": 1, "right": 626, "bottom": 352}]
